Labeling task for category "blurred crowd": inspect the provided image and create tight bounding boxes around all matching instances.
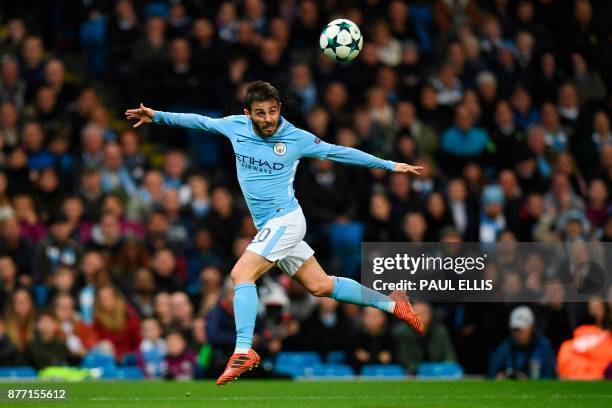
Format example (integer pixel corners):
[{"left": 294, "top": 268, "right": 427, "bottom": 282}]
[{"left": 0, "top": 0, "right": 611, "bottom": 380}]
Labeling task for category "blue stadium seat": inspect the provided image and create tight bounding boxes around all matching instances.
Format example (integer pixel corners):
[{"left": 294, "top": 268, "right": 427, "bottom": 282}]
[
  {"left": 360, "top": 364, "right": 406, "bottom": 378},
  {"left": 417, "top": 362, "right": 464, "bottom": 379},
  {"left": 326, "top": 351, "right": 347, "bottom": 364},
  {"left": 275, "top": 351, "right": 321, "bottom": 367},
  {"left": 120, "top": 352, "right": 139, "bottom": 367},
  {"left": 114, "top": 367, "right": 144, "bottom": 380},
  {"left": 274, "top": 364, "right": 317, "bottom": 378},
  {"left": 0, "top": 366, "right": 37, "bottom": 379},
  {"left": 81, "top": 353, "right": 117, "bottom": 369},
  {"left": 96, "top": 366, "right": 118, "bottom": 379},
  {"left": 312, "top": 364, "right": 354, "bottom": 378}
]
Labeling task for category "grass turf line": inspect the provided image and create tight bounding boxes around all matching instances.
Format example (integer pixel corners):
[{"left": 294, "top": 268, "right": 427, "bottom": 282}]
[{"left": 1, "top": 380, "right": 611, "bottom": 408}]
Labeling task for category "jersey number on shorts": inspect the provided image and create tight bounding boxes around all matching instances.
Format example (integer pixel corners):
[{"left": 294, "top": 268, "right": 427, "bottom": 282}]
[{"left": 253, "top": 228, "right": 271, "bottom": 243}]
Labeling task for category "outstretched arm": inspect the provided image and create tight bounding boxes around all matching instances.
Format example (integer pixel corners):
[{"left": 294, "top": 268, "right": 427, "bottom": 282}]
[
  {"left": 326, "top": 144, "right": 422, "bottom": 175},
  {"left": 302, "top": 134, "right": 423, "bottom": 175},
  {"left": 124, "top": 103, "right": 226, "bottom": 134}
]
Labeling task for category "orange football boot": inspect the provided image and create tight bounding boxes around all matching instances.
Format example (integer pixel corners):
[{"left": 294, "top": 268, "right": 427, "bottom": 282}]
[
  {"left": 216, "top": 348, "right": 261, "bottom": 385},
  {"left": 390, "top": 290, "right": 425, "bottom": 335}
]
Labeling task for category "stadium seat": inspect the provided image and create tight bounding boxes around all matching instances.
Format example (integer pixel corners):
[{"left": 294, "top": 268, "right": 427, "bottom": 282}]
[
  {"left": 114, "top": 367, "right": 144, "bottom": 380},
  {"left": 326, "top": 351, "right": 347, "bottom": 364},
  {"left": 417, "top": 362, "right": 464, "bottom": 379},
  {"left": 81, "top": 353, "right": 117, "bottom": 369},
  {"left": 275, "top": 351, "right": 322, "bottom": 367},
  {"left": 360, "top": 364, "right": 406, "bottom": 378},
  {"left": 95, "top": 366, "right": 117, "bottom": 379},
  {"left": 0, "top": 366, "right": 38, "bottom": 379},
  {"left": 312, "top": 364, "right": 355, "bottom": 378},
  {"left": 274, "top": 364, "right": 317, "bottom": 378},
  {"left": 120, "top": 352, "right": 139, "bottom": 367}
]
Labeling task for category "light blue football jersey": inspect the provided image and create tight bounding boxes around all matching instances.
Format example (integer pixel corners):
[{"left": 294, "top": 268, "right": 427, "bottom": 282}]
[{"left": 153, "top": 112, "right": 395, "bottom": 229}]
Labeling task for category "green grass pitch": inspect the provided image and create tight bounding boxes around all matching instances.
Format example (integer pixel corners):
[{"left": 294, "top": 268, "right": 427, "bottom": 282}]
[{"left": 1, "top": 380, "right": 611, "bottom": 407}]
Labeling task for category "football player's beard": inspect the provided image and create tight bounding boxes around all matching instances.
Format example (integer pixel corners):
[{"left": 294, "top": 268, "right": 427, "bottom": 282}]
[{"left": 255, "top": 121, "right": 277, "bottom": 137}]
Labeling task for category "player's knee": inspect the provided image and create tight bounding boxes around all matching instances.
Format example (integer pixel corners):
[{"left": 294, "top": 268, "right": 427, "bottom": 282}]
[
  {"left": 231, "top": 266, "right": 252, "bottom": 284},
  {"left": 309, "top": 278, "right": 334, "bottom": 297}
]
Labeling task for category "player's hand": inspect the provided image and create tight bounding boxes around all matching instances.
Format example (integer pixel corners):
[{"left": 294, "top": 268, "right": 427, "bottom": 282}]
[
  {"left": 125, "top": 103, "right": 155, "bottom": 128},
  {"left": 394, "top": 162, "right": 423, "bottom": 175}
]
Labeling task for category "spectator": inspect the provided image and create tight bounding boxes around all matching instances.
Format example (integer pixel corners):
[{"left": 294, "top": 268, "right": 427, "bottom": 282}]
[
  {"left": 86, "top": 212, "right": 124, "bottom": 256},
  {"left": 394, "top": 101, "right": 438, "bottom": 157},
  {"left": 182, "top": 174, "right": 211, "bottom": 222},
  {"left": 13, "top": 193, "right": 47, "bottom": 243},
  {"left": 78, "top": 166, "right": 105, "bottom": 222},
  {"left": 191, "top": 266, "right": 223, "bottom": 317},
  {"left": 52, "top": 293, "right": 97, "bottom": 358},
  {"left": 0, "top": 55, "right": 26, "bottom": 110},
  {"left": 479, "top": 185, "right": 506, "bottom": 243},
  {"left": 0, "top": 318, "right": 21, "bottom": 366},
  {"left": 20, "top": 36, "right": 46, "bottom": 88},
  {"left": 150, "top": 248, "right": 182, "bottom": 293},
  {"left": 3, "top": 288, "right": 36, "bottom": 352},
  {"left": 489, "top": 306, "right": 556, "bottom": 379},
  {"left": 36, "top": 213, "right": 81, "bottom": 282},
  {"left": 119, "top": 129, "right": 148, "bottom": 185},
  {"left": 0, "top": 217, "right": 36, "bottom": 282},
  {"left": 171, "top": 291, "right": 195, "bottom": 346},
  {"left": 162, "top": 331, "right": 196, "bottom": 379},
  {"left": 139, "top": 318, "right": 166, "bottom": 378},
  {"left": 447, "top": 178, "right": 479, "bottom": 241},
  {"left": 441, "top": 105, "right": 490, "bottom": 171},
  {"left": 154, "top": 292, "right": 174, "bottom": 335},
  {"left": 0, "top": 256, "right": 18, "bottom": 307},
  {"left": 425, "top": 192, "right": 454, "bottom": 241},
  {"left": 0, "top": 101, "right": 20, "bottom": 152},
  {"left": 488, "top": 101, "right": 527, "bottom": 171},
  {"left": 299, "top": 297, "right": 355, "bottom": 357},
  {"left": 100, "top": 142, "right": 137, "bottom": 195},
  {"left": 24, "top": 312, "right": 72, "bottom": 369},
  {"left": 130, "top": 268, "right": 156, "bottom": 318},
  {"left": 557, "top": 324, "right": 612, "bottom": 380},
  {"left": 92, "top": 285, "right": 142, "bottom": 359},
  {"left": 393, "top": 302, "right": 457, "bottom": 374},
  {"left": 348, "top": 308, "right": 394, "bottom": 371}
]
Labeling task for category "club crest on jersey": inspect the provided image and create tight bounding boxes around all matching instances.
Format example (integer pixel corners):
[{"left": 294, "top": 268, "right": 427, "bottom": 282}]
[{"left": 273, "top": 142, "right": 287, "bottom": 156}]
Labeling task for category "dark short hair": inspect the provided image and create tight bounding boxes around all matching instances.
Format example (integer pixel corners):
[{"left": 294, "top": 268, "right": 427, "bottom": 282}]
[{"left": 244, "top": 81, "right": 280, "bottom": 110}]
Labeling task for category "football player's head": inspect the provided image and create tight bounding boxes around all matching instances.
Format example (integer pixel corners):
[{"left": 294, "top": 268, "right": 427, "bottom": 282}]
[{"left": 244, "top": 81, "right": 281, "bottom": 137}]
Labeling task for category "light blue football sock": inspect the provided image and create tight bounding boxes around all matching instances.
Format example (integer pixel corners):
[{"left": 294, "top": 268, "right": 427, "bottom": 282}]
[
  {"left": 329, "top": 276, "right": 395, "bottom": 313},
  {"left": 233, "top": 283, "right": 258, "bottom": 353}
]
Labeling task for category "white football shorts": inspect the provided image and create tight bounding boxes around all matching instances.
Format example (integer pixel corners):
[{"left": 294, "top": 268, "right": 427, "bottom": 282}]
[{"left": 246, "top": 206, "right": 314, "bottom": 277}]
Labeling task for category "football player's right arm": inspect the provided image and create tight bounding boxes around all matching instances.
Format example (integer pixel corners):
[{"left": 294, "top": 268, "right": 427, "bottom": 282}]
[{"left": 125, "top": 103, "right": 227, "bottom": 134}]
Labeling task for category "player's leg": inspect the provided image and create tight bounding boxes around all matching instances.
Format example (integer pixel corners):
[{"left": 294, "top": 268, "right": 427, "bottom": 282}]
[
  {"left": 231, "top": 250, "right": 275, "bottom": 352},
  {"left": 285, "top": 252, "right": 423, "bottom": 334},
  {"left": 291, "top": 256, "right": 395, "bottom": 312},
  {"left": 218, "top": 209, "right": 306, "bottom": 385},
  {"left": 216, "top": 250, "right": 273, "bottom": 385}
]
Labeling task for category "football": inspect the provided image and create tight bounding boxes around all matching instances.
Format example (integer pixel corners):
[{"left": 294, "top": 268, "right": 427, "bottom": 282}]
[{"left": 319, "top": 18, "right": 363, "bottom": 62}]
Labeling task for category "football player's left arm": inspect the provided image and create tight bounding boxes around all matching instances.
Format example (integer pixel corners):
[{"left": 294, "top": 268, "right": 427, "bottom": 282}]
[
  {"left": 302, "top": 136, "right": 422, "bottom": 175},
  {"left": 326, "top": 144, "right": 422, "bottom": 174}
]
